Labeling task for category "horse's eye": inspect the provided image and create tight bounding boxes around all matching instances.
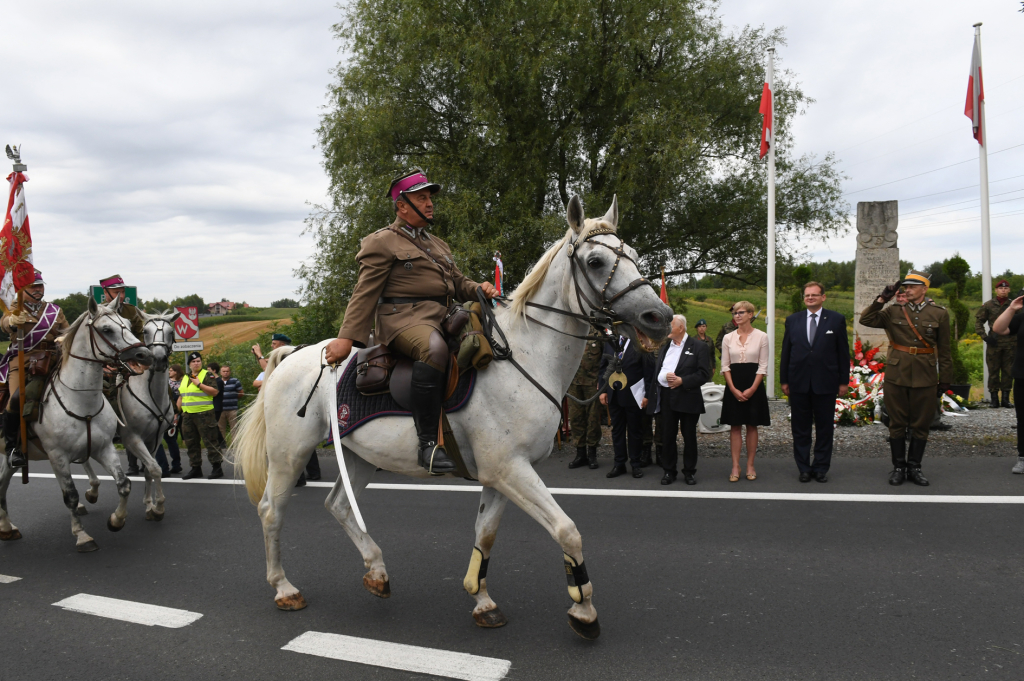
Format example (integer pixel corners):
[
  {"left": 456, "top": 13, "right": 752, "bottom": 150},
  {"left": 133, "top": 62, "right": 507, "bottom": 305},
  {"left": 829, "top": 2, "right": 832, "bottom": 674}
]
[{"left": 587, "top": 258, "right": 603, "bottom": 269}]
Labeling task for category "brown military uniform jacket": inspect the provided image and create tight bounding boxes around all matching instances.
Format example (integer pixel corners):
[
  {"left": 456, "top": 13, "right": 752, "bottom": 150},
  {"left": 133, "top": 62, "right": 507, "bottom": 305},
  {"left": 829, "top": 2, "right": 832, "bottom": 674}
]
[
  {"left": 975, "top": 298, "right": 1017, "bottom": 348},
  {"left": 0, "top": 303, "right": 70, "bottom": 384},
  {"left": 337, "top": 218, "right": 482, "bottom": 347},
  {"left": 860, "top": 299, "right": 952, "bottom": 387},
  {"left": 119, "top": 302, "right": 145, "bottom": 340},
  {"left": 572, "top": 334, "right": 604, "bottom": 386}
]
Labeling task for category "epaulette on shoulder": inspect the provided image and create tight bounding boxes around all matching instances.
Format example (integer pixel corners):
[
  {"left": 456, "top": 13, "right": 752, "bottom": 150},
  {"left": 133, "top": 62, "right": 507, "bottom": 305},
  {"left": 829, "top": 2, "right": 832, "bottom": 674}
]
[{"left": 927, "top": 300, "right": 946, "bottom": 310}]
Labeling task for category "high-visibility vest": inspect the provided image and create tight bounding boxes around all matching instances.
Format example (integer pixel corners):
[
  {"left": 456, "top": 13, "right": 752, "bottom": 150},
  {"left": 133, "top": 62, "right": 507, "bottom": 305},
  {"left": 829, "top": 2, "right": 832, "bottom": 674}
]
[{"left": 180, "top": 369, "right": 214, "bottom": 413}]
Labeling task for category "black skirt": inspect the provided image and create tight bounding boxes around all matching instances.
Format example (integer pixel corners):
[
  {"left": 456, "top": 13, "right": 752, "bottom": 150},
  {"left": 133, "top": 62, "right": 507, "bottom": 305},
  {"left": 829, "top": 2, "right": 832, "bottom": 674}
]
[{"left": 721, "top": 362, "right": 771, "bottom": 427}]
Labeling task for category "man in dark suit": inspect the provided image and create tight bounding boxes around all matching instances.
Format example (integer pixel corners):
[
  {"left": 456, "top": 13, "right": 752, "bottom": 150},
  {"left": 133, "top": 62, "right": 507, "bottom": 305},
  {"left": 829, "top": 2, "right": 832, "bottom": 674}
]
[
  {"left": 646, "top": 315, "right": 711, "bottom": 485},
  {"left": 599, "top": 335, "right": 652, "bottom": 479},
  {"left": 780, "top": 281, "right": 851, "bottom": 483}
]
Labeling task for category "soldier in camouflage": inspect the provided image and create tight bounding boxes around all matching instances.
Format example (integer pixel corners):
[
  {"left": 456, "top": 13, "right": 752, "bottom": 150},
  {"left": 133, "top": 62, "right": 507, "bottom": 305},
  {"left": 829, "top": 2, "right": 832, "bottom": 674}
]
[
  {"left": 567, "top": 328, "right": 605, "bottom": 470},
  {"left": 975, "top": 279, "right": 1016, "bottom": 408}
]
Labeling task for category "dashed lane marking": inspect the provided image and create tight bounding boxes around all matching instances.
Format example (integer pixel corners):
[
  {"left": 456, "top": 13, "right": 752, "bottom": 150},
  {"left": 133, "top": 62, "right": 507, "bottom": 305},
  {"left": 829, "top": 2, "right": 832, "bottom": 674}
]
[
  {"left": 26, "top": 473, "right": 1024, "bottom": 504},
  {"left": 53, "top": 593, "right": 203, "bottom": 628},
  {"left": 0, "top": 574, "right": 21, "bottom": 584},
  {"left": 282, "top": 631, "right": 511, "bottom": 681}
]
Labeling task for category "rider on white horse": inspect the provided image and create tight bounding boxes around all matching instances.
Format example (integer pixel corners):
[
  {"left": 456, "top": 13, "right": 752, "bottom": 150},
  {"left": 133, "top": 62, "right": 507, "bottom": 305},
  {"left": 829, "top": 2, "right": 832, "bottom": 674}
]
[
  {"left": 0, "top": 270, "right": 70, "bottom": 468},
  {"left": 324, "top": 168, "right": 499, "bottom": 474}
]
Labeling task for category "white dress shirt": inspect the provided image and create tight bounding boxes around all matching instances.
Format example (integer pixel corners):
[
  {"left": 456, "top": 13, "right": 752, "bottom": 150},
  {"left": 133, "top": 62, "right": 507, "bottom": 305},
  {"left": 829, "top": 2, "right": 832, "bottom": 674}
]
[
  {"left": 657, "top": 334, "right": 687, "bottom": 387},
  {"left": 806, "top": 308, "right": 822, "bottom": 344}
]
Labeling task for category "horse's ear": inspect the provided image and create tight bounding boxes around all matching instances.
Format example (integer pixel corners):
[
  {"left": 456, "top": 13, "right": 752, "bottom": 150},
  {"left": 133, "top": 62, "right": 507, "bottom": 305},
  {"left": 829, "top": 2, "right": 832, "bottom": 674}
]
[
  {"left": 110, "top": 295, "right": 123, "bottom": 313},
  {"left": 566, "top": 195, "right": 585, "bottom": 234},
  {"left": 169, "top": 310, "right": 181, "bottom": 323},
  {"left": 601, "top": 194, "right": 618, "bottom": 230},
  {"left": 88, "top": 296, "right": 98, "bottom": 316}
]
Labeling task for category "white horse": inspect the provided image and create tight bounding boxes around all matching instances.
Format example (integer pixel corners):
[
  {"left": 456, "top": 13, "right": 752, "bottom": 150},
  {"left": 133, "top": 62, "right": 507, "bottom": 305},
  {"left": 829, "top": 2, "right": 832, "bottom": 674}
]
[
  {"left": 81, "top": 309, "right": 179, "bottom": 521},
  {"left": 231, "top": 196, "right": 671, "bottom": 638},
  {"left": 0, "top": 297, "right": 153, "bottom": 552}
]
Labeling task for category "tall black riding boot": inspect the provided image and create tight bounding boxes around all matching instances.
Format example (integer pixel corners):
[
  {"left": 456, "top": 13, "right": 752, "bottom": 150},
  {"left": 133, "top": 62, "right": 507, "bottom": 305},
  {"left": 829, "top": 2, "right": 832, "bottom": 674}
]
[
  {"left": 991, "top": 391, "right": 1000, "bottom": 408},
  {"left": 568, "top": 446, "right": 588, "bottom": 469},
  {"left": 888, "top": 437, "right": 906, "bottom": 486},
  {"left": 907, "top": 438, "right": 930, "bottom": 486},
  {"left": 3, "top": 408, "right": 25, "bottom": 469},
  {"left": 411, "top": 361, "right": 457, "bottom": 475}
]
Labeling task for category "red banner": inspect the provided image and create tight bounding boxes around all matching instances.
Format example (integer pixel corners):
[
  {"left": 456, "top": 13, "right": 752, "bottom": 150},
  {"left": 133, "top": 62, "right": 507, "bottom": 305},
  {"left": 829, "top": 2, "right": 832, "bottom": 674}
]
[{"left": 1, "top": 172, "right": 35, "bottom": 311}]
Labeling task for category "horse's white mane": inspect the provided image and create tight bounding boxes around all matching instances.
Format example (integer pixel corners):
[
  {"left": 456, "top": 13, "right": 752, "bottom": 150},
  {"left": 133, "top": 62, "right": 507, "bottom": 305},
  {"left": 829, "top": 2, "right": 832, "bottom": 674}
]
[{"left": 509, "top": 218, "right": 616, "bottom": 321}]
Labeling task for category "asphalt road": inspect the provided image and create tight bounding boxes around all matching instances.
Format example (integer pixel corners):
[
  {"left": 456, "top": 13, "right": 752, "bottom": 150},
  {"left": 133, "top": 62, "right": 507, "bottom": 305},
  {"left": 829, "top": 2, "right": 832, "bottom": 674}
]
[{"left": 3, "top": 452, "right": 1024, "bottom": 680}]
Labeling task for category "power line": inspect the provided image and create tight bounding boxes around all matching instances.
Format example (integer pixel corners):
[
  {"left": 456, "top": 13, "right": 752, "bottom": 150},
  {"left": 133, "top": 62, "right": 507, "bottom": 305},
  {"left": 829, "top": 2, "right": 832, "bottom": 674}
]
[
  {"left": 841, "top": 142, "right": 1024, "bottom": 197},
  {"left": 901, "top": 194, "right": 1024, "bottom": 222},
  {"left": 900, "top": 187, "right": 1024, "bottom": 217},
  {"left": 895, "top": 173, "right": 1024, "bottom": 203},
  {"left": 902, "top": 207, "right": 1024, "bottom": 230}
]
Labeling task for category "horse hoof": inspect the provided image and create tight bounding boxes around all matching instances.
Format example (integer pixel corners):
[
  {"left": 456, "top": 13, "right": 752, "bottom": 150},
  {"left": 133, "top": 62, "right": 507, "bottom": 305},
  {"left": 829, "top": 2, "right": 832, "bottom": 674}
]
[
  {"left": 275, "top": 593, "right": 308, "bottom": 611},
  {"left": 0, "top": 529, "right": 23, "bottom": 541},
  {"left": 77, "top": 540, "right": 99, "bottom": 553},
  {"left": 473, "top": 607, "right": 508, "bottom": 628},
  {"left": 85, "top": 490, "right": 98, "bottom": 504},
  {"left": 77, "top": 505, "right": 89, "bottom": 516},
  {"left": 363, "top": 574, "right": 391, "bottom": 599},
  {"left": 152, "top": 512, "right": 164, "bottom": 522},
  {"left": 568, "top": 614, "right": 600, "bottom": 640},
  {"left": 145, "top": 509, "right": 158, "bottom": 521},
  {"left": 107, "top": 517, "right": 125, "bottom": 533}
]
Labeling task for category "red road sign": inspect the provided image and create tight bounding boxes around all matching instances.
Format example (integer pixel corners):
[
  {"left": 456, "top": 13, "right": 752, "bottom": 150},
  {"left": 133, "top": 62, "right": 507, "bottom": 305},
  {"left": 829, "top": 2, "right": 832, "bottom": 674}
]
[{"left": 174, "top": 306, "right": 199, "bottom": 340}]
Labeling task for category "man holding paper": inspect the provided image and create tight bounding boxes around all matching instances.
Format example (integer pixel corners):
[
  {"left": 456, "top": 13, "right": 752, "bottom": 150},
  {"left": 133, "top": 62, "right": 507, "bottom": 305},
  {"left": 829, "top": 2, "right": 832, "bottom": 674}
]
[{"left": 599, "top": 335, "right": 653, "bottom": 479}]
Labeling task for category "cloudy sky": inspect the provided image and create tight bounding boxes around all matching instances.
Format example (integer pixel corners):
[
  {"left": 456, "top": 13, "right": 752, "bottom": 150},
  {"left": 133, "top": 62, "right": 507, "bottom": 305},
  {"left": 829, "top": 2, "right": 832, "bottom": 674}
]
[{"left": 2, "top": 1, "right": 1021, "bottom": 306}]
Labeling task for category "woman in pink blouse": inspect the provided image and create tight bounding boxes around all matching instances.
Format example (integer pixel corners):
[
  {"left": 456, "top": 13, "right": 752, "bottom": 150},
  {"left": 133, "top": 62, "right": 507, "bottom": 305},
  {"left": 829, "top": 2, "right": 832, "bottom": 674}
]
[{"left": 720, "top": 301, "right": 771, "bottom": 482}]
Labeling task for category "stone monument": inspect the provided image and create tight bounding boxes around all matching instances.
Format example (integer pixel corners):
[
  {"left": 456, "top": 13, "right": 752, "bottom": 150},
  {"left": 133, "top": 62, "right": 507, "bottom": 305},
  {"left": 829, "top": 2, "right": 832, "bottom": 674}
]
[{"left": 853, "top": 201, "right": 900, "bottom": 351}]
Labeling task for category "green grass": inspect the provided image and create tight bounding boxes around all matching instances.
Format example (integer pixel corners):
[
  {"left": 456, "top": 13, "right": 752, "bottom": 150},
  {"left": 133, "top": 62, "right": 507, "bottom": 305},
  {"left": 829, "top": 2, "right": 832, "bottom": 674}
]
[{"left": 198, "top": 308, "right": 297, "bottom": 329}]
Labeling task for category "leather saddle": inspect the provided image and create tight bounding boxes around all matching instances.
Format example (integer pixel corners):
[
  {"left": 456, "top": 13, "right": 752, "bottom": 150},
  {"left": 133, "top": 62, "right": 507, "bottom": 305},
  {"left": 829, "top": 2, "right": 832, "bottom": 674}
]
[{"left": 354, "top": 345, "right": 459, "bottom": 410}]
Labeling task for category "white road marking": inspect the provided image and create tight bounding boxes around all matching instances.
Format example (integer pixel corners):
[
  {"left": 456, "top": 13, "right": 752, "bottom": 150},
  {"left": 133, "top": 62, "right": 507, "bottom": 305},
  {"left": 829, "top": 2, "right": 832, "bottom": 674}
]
[
  {"left": 52, "top": 594, "right": 202, "bottom": 628},
  {"left": 0, "top": 574, "right": 21, "bottom": 584},
  {"left": 28, "top": 473, "right": 1024, "bottom": 504},
  {"left": 282, "top": 631, "right": 510, "bottom": 681}
]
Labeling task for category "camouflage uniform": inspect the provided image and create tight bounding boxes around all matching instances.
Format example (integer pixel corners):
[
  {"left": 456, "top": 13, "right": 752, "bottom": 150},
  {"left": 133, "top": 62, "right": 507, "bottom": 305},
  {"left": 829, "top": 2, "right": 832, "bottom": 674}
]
[
  {"left": 715, "top": 320, "right": 738, "bottom": 354},
  {"left": 181, "top": 371, "right": 225, "bottom": 469},
  {"left": 567, "top": 337, "right": 603, "bottom": 447},
  {"left": 695, "top": 333, "right": 716, "bottom": 373},
  {"left": 975, "top": 297, "right": 1016, "bottom": 398}
]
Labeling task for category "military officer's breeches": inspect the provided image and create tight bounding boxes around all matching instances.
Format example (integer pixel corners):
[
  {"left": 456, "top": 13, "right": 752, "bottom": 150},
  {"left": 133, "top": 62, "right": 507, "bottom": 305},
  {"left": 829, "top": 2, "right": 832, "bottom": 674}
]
[
  {"left": 884, "top": 382, "right": 937, "bottom": 441},
  {"left": 390, "top": 325, "right": 449, "bottom": 372},
  {"left": 181, "top": 410, "right": 224, "bottom": 468},
  {"left": 567, "top": 383, "right": 602, "bottom": 447},
  {"left": 986, "top": 342, "right": 1015, "bottom": 392}
]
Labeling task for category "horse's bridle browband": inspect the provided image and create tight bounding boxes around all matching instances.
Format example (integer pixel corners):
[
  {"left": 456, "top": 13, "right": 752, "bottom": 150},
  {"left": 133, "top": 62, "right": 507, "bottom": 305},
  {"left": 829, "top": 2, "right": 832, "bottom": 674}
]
[
  {"left": 477, "top": 227, "right": 657, "bottom": 411},
  {"left": 68, "top": 310, "right": 146, "bottom": 369}
]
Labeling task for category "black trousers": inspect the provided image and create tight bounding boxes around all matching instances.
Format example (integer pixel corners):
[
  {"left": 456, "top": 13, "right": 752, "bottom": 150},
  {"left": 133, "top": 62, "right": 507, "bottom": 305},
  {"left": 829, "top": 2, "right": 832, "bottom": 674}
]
[
  {"left": 1016, "top": 380, "right": 1023, "bottom": 456},
  {"left": 609, "top": 400, "right": 643, "bottom": 467},
  {"left": 789, "top": 391, "right": 837, "bottom": 474},
  {"left": 660, "top": 410, "right": 700, "bottom": 475}
]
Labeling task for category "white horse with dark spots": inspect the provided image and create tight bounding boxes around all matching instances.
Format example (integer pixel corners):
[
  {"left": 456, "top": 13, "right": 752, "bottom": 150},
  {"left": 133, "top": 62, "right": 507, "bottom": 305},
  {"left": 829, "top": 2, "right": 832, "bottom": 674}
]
[
  {"left": 231, "top": 196, "right": 671, "bottom": 638},
  {"left": 0, "top": 297, "right": 153, "bottom": 552}
]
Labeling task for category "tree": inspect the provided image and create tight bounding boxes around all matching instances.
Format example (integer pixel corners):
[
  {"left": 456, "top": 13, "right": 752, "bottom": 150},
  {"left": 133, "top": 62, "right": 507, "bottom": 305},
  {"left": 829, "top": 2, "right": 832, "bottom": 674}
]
[
  {"left": 52, "top": 291, "right": 91, "bottom": 323},
  {"left": 300, "top": 0, "right": 847, "bottom": 309},
  {"left": 171, "top": 294, "right": 205, "bottom": 311},
  {"left": 942, "top": 253, "right": 972, "bottom": 384},
  {"left": 288, "top": 300, "right": 342, "bottom": 345},
  {"left": 270, "top": 298, "right": 300, "bottom": 308},
  {"left": 141, "top": 297, "right": 172, "bottom": 312}
]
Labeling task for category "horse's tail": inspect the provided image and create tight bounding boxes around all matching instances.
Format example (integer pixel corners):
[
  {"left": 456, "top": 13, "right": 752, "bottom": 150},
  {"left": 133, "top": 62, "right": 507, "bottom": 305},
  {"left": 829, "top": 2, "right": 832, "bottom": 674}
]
[{"left": 230, "top": 346, "right": 296, "bottom": 505}]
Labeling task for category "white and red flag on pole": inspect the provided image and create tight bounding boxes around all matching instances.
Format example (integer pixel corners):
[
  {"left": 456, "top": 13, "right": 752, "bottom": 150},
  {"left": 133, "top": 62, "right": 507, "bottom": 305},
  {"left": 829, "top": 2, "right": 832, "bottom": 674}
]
[
  {"left": 964, "top": 35, "right": 985, "bottom": 145},
  {"left": 493, "top": 252, "right": 504, "bottom": 296},
  {"left": 759, "top": 81, "right": 772, "bottom": 159},
  {"left": 659, "top": 268, "right": 668, "bottom": 304},
  {"left": 1, "top": 170, "right": 34, "bottom": 313}
]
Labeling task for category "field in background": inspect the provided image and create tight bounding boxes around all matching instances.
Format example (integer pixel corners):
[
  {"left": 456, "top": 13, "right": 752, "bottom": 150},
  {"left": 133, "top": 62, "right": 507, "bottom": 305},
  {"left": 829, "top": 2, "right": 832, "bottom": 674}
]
[{"left": 198, "top": 307, "right": 296, "bottom": 329}]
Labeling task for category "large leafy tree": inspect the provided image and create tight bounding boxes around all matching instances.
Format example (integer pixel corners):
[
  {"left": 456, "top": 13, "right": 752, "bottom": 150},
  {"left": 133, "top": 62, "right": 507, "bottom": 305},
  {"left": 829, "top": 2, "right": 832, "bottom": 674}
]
[{"left": 301, "top": 0, "right": 847, "bottom": 312}]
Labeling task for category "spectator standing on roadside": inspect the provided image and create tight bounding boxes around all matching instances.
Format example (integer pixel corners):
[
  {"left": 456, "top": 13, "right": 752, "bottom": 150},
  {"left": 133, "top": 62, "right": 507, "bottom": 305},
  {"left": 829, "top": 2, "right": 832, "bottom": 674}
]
[
  {"left": 991, "top": 294, "right": 1024, "bottom": 473},
  {"left": 976, "top": 280, "right": 1017, "bottom": 408},
  {"left": 720, "top": 301, "right": 771, "bottom": 482},
  {"left": 155, "top": 365, "right": 184, "bottom": 475},
  {"left": 219, "top": 364, "right": 243, "bottom": 439},
  {"left": 178, "top": 351, "right": 226, "bottom": 480}
]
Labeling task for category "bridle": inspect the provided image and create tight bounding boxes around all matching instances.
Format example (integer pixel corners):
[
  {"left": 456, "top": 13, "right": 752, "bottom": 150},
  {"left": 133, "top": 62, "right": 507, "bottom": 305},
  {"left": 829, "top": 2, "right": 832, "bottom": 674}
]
[
  {"left": 68, "top": 310, "right": 147, "bottom": 372},
  {"left": 477, "top": 227, "right": 657, "bottom": 410},
  {"left": 119, "top": 317, "right": 175, "bottom": 451}
]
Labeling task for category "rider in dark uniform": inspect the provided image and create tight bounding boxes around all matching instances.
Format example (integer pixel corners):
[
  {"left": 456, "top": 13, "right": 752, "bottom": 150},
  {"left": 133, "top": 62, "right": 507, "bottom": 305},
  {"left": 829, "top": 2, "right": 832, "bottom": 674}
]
[{"left": 324, "top": 169, "right": 499, "bottom": 474}]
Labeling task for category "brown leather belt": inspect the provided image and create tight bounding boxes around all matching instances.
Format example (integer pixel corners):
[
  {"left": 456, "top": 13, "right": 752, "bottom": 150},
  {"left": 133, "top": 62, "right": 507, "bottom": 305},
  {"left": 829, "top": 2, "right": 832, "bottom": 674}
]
[{"left": 891, "top": 343, "right": 934, "bottom": 355}]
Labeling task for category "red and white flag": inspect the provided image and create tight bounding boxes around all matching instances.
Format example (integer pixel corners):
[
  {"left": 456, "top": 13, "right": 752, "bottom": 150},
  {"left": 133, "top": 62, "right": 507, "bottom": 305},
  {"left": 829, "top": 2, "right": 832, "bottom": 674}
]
[
  {"left": 659, "top": 268, "right": 668, "bottom": 304},
  {"left": 0, "top": 171, "right": 35, "bottom": 312},
  {"left": 492, "top": 252, "right": 503, "bottom": 296},
  {"left": 759, "top": 81, "right": 772, "bottom": 159},
  {"left": 964, "top": 34, "right": 985, "bottom": 145}
]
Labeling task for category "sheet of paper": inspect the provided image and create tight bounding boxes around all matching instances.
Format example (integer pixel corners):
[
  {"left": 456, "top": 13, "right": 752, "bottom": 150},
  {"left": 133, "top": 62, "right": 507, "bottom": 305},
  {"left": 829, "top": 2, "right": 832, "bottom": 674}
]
[{"left": 630, "top": 379, "right": 646, "bottom": 409}]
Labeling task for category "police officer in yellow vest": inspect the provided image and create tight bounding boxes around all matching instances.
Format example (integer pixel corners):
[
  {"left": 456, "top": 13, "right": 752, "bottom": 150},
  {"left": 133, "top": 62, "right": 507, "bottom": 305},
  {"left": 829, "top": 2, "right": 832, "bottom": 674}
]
[{"left": 177, "top": 351, "right": 225, "bottom": 479}]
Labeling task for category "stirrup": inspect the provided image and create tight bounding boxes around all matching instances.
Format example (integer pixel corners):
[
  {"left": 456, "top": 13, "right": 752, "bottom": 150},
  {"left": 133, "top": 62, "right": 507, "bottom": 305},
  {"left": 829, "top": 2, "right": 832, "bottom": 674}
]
[{"left": 420, "top": 443, "right": 456, "bottom": 476}]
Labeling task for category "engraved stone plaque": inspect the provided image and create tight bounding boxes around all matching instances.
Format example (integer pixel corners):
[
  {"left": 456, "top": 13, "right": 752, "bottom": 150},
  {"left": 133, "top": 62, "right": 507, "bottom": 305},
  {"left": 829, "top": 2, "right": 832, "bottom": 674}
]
[{"left": 854, "top": 201, "right": 900, "bottom": 350}]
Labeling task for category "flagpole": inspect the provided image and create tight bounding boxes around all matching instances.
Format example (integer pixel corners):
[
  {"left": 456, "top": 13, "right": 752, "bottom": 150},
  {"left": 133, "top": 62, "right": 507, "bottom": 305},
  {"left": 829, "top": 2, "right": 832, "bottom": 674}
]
[
  {"left": 974, "top": 22, "right": 992, "bottom": 391},
  {"left": 766, "top": 47, "right": 776, "bottom": 400}
]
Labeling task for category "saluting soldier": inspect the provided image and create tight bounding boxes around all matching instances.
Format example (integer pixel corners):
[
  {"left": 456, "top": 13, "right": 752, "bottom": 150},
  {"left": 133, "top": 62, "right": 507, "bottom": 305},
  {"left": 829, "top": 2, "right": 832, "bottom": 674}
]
[
  {"left": 975, "top": 279, "right": 1016, "bottom": 408},
  {"left": 567, "top": 328, "right": 605, "bottom": 470},
  {"left": 0, "top": 270, "right": 69, "bottom": 468},
  {"left": 860, "top": 270, "right": 952, "bottom": 486},
  {"left": 324, "top": 169, "right": 499, "bottom": 474}
]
